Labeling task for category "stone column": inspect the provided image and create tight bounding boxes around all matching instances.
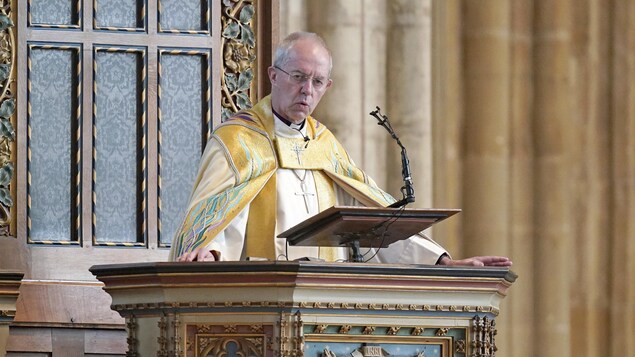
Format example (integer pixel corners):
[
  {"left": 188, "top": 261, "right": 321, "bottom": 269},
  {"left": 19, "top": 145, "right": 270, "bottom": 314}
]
[
  {"left": 431, "top": 0, "right": 463, "bottom": 255},
  {"left": 461, "top": 1, "right": 511, "bottom": 257},
  {"left": 386, "top": 0, "right": 433, "bottom": 206},
  {"left": 568, "top": 1, "right": 612, "bottom": 356},
  {"left": 506, "top": 1, "right": 534, "bottom": 356},
  {"left": 360, "top": 0, "right": 389, "bottom": 188},
  {"left": 305, "top": 0, "right": 364, "bottom": 166},
  {"left": 278, "top": 0, "right": 308, "bottom": 36},
  {"left": 610, "top": 1, "right": 635, "bottom": 355},
  {"left": 533, "top": 0, "right": 573, "bottom": 355},
  {"left": 460, "top": 0, "right": 513, "bottom": 352}
]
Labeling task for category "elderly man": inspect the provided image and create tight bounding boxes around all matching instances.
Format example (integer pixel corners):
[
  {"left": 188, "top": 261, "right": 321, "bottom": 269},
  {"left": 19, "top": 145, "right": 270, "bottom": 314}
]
[{"left": 170, "top": 32, "right": 511, "bottom": 268}]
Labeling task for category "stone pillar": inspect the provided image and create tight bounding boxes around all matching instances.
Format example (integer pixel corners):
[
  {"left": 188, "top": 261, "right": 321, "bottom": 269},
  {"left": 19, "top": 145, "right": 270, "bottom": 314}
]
[
  {"left": 610, "top": 1, "right": 635, "bottom": 355},
  {"left": 533, "top": 0, "right": 573, "bottom": 355},
  {"left": 386, "top": 0, "right": 433, "bottom": 206},
  {"left": 507, "top": 1, "right": 534, "bottom": 356},
  {"left": 461, "top": 1, "right": 511, "bottom": 257},
  {"left": 432, "top": 0, "right": 462, "bottom": 255},
  {"left": 305, "top": 0, "right": 364, "bottom": 166},
  {"left": 460, "top": 1, "right": 513, "bottom": 352},
  {"left": 278, "top": 0, "right": 308, "bottom": 35},
  {"left": 568, "top": 1, "right": 612, "bottom": 356},
  {"left": 360, "top": 0, "right": 388, "bottom": 188}
]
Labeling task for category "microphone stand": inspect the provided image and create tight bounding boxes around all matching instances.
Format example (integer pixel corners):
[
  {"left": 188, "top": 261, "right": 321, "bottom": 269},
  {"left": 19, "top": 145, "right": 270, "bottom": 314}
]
[{"left": 370, "top": 107, "right": 415, "bottom": 208}]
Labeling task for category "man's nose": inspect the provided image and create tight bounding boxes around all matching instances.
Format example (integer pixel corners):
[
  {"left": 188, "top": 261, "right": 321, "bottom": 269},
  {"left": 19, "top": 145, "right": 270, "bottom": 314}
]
[{"left": 300, "top": 79, "right": 314, "bottom": 95}]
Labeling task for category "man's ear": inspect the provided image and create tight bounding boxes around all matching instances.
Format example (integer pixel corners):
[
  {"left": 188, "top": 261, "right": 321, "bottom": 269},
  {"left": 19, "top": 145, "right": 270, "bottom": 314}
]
[
  {"left": 268, "top": 66, "right": 277, "bottom": 85},
  {"left": 325, "top": 78, "right": 333, "bottom": 90}
]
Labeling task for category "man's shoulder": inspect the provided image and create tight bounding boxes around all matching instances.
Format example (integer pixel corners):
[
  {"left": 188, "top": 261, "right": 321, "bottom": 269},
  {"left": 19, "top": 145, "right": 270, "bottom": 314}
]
[{"left": 215, "top": 111, "right": 270, "bottom": 138}]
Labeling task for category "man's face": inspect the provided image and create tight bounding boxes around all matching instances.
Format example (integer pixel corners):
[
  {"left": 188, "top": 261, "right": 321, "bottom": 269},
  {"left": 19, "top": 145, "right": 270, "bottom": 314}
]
[{"left": 268, "top": 39, "right": 333, "bottom": 123}]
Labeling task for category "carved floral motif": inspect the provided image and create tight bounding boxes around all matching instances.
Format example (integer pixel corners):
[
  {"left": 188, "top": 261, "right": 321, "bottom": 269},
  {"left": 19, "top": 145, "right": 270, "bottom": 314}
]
[
  {"left": 221, "top": 0, "right": 256, "bottom": 121},
  {"left": 0, "top": 0, "right": 15, "bottom": 236}
]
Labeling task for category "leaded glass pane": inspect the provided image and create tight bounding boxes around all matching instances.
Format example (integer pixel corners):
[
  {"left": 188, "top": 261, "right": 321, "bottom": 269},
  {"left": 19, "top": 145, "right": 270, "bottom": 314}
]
[
  {"left": 28, "top": 47, "right": 80, "bottom": 242},
  {"left": 95, "top": 0, "right": 144, "bottom": 30},
  {"left": 94, "top": 49, "right": 145, "bottom": 244},
  {"left": 29, "top": 0, "right": 79, "bottom": 27},
  {"left": 159, "top": 0, "right": 208, "bottom": 32},
  {"left": 158, "top": 52, "right": 209, "bottom": 246}
]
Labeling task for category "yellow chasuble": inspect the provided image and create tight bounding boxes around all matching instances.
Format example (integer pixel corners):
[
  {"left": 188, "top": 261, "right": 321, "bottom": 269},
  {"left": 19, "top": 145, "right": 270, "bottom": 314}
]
[{"left": 169, "top": 96, "right": 397, "bottom": 261}]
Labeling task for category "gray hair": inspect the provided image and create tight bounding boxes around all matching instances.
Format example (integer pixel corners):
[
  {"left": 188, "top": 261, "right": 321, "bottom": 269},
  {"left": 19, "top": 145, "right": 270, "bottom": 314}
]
[{"left": 273, "top": 32, "right": 333, "bottom": 75}]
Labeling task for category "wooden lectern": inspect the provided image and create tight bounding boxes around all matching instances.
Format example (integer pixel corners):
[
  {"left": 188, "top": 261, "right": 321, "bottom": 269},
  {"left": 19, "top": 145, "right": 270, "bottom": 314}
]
[
  {"left": 91, "top": 261, "right": 516, "bottom": 357},
  {"left": 278, "top": 206, "right": 460, "bottom": 261}
]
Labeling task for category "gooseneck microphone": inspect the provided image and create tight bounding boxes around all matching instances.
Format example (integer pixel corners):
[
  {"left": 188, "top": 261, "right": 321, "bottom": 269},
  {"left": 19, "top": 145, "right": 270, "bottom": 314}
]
[{"left": 370, "top": 106, "right": 415, "bottom": 208}]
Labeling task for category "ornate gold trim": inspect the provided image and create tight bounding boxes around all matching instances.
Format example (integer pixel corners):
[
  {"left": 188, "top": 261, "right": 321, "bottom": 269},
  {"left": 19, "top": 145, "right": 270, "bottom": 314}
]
[
  {"left": 471, "top": 315, "right": 497, "bottom": 356},
  {"left": 111, "top": 300, "right": 498, "bottom": 315},
  {"left": 0, "top": 0, "right": 15, "bottom": 236},
  {"left": 125, "top": 315, "right": 138, "bottom": 357},
  {"left": 220, "top": 0, "right": 256, "bottom": 121}
]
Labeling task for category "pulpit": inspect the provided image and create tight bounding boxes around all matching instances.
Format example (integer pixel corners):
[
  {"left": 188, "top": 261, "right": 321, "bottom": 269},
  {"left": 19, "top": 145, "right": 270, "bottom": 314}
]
[{"left": 91, "top": 261, "right": 515, "bottom": 356}]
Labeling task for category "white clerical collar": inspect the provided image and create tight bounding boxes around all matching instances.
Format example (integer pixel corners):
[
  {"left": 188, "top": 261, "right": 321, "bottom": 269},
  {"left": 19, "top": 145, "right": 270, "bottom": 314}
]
[{"left": 273, "top": 113, "right": 308, "bottom": 139}]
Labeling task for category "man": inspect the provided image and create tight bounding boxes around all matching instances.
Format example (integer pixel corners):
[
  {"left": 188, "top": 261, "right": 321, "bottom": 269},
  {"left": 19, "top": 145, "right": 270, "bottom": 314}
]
[{"left": 170, "top": 32, "right": 511, "bottom": 267}]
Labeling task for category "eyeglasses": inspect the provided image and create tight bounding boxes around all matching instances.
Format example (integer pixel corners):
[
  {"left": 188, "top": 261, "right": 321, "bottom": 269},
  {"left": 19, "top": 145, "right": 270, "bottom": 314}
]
[{"left": 274, "top": 66, "right": 329, "bottom": 91}]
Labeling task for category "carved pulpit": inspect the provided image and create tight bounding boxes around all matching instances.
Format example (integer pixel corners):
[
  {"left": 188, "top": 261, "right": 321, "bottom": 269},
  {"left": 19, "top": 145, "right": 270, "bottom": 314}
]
[{"left": 91, "top": 261, "right": 516, "bottom": 356}]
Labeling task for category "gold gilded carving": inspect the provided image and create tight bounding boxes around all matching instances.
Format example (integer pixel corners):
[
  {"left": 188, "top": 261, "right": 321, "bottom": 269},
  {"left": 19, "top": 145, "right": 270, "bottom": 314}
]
[
  {"left": 435, "top": 305, "right": 444, "bottom": 311},
  {"left": 313, "top": 302, "right": 323, "bottom": 308},
  {"left": 172, "top": 317, "right": 182, "bottom": 356},
  {"left": 339, "top": 325, "right": 351, "bottom": 334},
  {"left": 368, "top": 303, "right": 377, "bottom": 310},
  {"left": 125, "top": 315, "right": 138, "bottom": 357},
  {"left": 362, "top": 326, "right": 376, "bottom": 335},
  {"left": 293, "top": 312, "right": 304, "bottom": 354},
  {"left": 449, "top": 305, "right": 457, "bottom": 311},
  {"left": 188, "top": 323, "right": 274, "bottom": 356},
  {"left": 456, "top": 339, "right": 467, "bottom": 353},
  {"left": 198, "top": 336, "right": 265, "bottom": 356},
  {"left": 396, "top": 304, "right": 404, "bottom": 310},
  {"left": 382, "top": 303, "right": 390, "bottom": 310},
  {"left": 409, "top": 304, "right": 418, "bottom": 310},
  {"left": 341, "top": 302, "right": 350, "bottom": 309},
  {"left": 314, "top": 324, "right": 328, "bottom": 333},
  {"left": 435, "top": 328, "right": 449, "bottom": 336},
  {"left": 157, "top": 315, "right": 168, "bottom": 357},
  {"left": 471, "top": 316, "right": 497, "bottom": 356},
  {"left": 327, "top": 302, "right": 336, "bottom": 308},
  {"left": 411, "top": 327, "right": 424, "bottom": 336},
  {"left": 300, "top": 301, "right": 309, "bottom": 308},
  {"left": 221, "top": 0, "right": 256, "bottom": 120},
  {"left": 0, "top": 0, "right": 15, "bottom": 236},
  {"left": 387, "top": 326, "right": 400, "bottom": 335}
]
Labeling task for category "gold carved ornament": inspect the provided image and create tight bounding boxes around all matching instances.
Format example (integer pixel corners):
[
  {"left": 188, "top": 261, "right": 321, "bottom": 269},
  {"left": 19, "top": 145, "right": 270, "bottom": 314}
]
[
  {"left": 221, "top": 0, "right": 256, "bottom": 121},
  {"left": 0, "top": 0, "right": 15, "bottom": 236}
]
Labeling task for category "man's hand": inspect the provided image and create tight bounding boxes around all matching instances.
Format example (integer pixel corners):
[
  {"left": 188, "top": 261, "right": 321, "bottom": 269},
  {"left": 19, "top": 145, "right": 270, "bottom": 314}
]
[
  {"left": 176, "top": 247, "right": 219, "bottom": 262},
  {"left": 438, "top": 255, "right": 512, "bottom": 267}
]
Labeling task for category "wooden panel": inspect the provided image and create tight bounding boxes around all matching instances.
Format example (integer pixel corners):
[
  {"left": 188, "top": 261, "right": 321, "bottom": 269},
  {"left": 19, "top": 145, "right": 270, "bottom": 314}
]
[
  {"left": 6, "top": 326, "right": 126, "bottom": 356},
  {"left": 13, "top": 282, "right": 123, "bottom": 325},
  {"left": 52, "top": 329, "right": 83, "bottom": 356},
  {"left": 5, "top": 327, "right": 52, "bottom": 353},
  {"left": 84, "top": 329, "right": 127, "bottom": 355}
]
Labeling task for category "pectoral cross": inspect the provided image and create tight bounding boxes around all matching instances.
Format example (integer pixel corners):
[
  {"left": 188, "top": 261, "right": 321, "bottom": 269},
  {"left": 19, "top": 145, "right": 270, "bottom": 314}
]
[
  {"left": 294, "top": 170, "right": 315, "bottom": 214},
  {"left": 291, "top": 142, "right": 305, "bottom": 165}
]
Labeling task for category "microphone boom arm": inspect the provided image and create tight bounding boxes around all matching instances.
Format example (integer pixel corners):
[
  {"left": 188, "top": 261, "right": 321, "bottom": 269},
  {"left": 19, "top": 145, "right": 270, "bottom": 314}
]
[{"left": 370, "top": 107, "right": 415, "bottom": 208}]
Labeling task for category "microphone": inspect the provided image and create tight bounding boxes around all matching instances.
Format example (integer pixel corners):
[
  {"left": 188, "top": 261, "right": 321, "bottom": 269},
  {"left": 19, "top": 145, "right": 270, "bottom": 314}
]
[{"left": 369, "top": 106, "right": 415, "bottom": 208}]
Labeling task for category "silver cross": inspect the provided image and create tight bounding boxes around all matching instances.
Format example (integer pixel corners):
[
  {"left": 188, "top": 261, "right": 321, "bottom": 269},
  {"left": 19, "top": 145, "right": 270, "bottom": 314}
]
[
  {"left": 291, "top": 142, "right": 305, "bottom": 165},
  {"left": 294, "top": 178, "right": 315, "bottom": 213}
]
